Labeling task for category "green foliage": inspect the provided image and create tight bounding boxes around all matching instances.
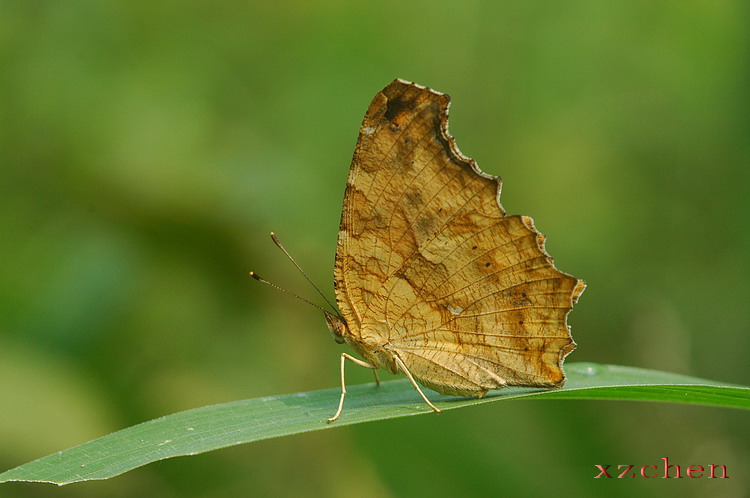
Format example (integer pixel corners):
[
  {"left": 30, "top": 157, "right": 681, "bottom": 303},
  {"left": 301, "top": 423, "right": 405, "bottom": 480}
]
[{"left": 2, "top": 363, "right": 747, "bottom": 486}]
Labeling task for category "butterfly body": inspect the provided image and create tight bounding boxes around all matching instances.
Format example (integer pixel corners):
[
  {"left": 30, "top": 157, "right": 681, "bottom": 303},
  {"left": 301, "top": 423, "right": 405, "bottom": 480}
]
[{"left": 325, "top": 311, "right": 397, "bottom": 373}]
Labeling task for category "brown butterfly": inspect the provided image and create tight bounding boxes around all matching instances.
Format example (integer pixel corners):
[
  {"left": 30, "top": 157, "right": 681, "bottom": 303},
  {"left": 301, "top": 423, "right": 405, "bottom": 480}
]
[{"left": 255, "top": 79, "right": 584, "bottom": 422}]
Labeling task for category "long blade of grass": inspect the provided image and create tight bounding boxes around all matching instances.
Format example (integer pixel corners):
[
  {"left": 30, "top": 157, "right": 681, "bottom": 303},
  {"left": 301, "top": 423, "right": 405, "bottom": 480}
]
[{"left": 2, "top": 362, "right": 748, "bottom": 485}]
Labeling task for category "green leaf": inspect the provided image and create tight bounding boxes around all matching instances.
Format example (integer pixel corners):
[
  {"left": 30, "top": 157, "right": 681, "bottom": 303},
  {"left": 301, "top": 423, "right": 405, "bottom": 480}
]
[{"left": 2, "top": 362, "right": 748, "bottom": 486}]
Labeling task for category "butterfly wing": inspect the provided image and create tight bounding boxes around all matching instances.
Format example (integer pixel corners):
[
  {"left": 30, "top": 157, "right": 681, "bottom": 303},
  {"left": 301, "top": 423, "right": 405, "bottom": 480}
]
[{"left": 334, "top": 79, "right": 584, "bottom": 396}]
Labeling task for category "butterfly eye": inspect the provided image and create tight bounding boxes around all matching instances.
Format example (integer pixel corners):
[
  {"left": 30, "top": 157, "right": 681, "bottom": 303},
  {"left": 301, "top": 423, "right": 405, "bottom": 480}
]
[{"left": 324, "top": 312, "right": 348, "bottom": 344}]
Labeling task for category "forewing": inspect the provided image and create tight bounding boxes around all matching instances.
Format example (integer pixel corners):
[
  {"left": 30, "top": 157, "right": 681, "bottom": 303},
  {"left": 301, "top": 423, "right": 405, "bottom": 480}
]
[{"left": 334, "top": 80, "right": 464, "bottom": 332}]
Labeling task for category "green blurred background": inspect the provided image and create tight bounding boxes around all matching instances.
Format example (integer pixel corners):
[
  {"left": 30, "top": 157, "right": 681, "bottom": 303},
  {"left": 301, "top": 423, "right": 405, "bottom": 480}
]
[{"left": 1, "top": 1, "right": 748, "bottom": 497}]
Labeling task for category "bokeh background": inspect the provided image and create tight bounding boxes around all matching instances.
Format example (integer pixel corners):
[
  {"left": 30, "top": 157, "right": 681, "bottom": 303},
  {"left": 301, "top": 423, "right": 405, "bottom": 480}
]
[{"left": 1, "top": 2, "right": 748, "bottom": 497}]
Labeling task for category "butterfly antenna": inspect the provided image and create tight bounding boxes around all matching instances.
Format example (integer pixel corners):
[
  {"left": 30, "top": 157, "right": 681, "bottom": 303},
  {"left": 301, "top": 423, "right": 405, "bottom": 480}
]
[
  {"left": 249, "top": 271, "right": 331, "bottom": 314},
  {"left": 267, "top": 232, "right": 339, "bottom": 315}
]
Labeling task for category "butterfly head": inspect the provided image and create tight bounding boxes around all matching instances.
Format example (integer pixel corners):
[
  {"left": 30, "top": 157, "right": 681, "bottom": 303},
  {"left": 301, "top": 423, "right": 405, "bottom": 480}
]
[{"left": 324, "top": 311, "right": 348, "bottom": 344}]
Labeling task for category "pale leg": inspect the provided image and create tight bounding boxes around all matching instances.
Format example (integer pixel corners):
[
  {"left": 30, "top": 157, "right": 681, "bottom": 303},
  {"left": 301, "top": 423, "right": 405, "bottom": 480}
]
[
  {"left": 328, "top": 353, "right": 378, "bottom": 423},
  {"left": 392, "top": 355, "right": 441, "bottom": 414}
]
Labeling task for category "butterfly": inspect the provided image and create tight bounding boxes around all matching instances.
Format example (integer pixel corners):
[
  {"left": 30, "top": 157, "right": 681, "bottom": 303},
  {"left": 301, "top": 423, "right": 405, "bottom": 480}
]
[{"left": 255, "top": 79, "right": 584, "bottom": 422}]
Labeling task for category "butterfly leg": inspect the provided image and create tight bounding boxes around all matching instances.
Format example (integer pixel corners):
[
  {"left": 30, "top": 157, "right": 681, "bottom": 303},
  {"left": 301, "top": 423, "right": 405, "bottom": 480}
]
[
  {"left": 392, "top": 355, "right": 441, "bottom": 414},
  {"left": 328, "top": 353, "right": 377, "bottom": 423}
]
